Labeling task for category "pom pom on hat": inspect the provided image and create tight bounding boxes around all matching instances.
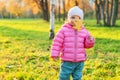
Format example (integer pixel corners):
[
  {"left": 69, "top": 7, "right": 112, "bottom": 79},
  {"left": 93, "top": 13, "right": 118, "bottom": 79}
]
[{"left": 68, "top": 6, "right": 84, "bottom": 20}]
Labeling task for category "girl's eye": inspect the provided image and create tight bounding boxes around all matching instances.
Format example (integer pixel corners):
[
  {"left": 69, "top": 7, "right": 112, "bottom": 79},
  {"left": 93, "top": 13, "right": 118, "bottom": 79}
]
[{"left": 71, "top": 17, "right": 75, "bottom": 19}]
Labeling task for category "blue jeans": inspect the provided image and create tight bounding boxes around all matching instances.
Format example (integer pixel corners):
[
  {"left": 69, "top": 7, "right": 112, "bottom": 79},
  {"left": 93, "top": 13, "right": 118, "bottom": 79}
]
[{"left": 59, "top": 61, "right": 84, "bottom": 80}]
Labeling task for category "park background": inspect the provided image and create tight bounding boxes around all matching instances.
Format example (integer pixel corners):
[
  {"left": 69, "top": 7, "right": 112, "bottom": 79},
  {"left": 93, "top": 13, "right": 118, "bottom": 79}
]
[{"left": 0, "top": 0, "right": 120, "bottom": 80}]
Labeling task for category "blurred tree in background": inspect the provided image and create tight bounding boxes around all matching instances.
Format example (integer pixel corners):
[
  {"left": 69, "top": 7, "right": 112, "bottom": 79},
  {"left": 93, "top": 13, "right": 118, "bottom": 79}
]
[
  {"left": 0, "top": 0, "right": 40, "bottom": 18},
  {"left": 0, "top": 0, "right": 94, "bottom": 20},
  {"left": 95, "top": 0, "right": 119, "bottom": 26},
  {"left": 6, "top": 0, "right": 24, "bottom": 18},
  {"left": 0, "top": 0, "right": 120, "bottom": 26}
]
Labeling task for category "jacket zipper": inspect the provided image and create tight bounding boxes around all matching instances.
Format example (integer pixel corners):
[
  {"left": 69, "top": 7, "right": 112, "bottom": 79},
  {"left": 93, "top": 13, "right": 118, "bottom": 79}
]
[{"left": 74, "top": 30, "right": 77, "bottom": 62}]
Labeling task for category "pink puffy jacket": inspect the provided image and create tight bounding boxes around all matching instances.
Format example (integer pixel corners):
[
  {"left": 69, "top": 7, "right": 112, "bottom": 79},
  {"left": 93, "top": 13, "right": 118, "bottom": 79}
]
[{"left": 51, "top": 23, "right": 95, "bottom": 62}]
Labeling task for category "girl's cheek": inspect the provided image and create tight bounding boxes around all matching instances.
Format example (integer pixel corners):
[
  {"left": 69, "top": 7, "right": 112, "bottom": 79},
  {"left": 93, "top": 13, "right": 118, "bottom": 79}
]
[
  {"left": 67, "top": 19, "right": 75, "bottom": 25},
  {"left": 70, "top": 21, "right": 75, "bottom": 25},
  {"left": 70, "top": 19, "right": 74, "bottom": 22}
]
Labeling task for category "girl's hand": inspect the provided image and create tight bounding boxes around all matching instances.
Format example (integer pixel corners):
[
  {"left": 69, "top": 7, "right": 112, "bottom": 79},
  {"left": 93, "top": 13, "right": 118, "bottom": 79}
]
[{"left": 88, "top": 36, "right": 94, "bottom": 42}]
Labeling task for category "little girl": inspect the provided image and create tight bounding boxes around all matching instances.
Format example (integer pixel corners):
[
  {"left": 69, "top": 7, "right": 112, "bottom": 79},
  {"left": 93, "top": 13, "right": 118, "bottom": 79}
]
[{"left": 51, "top": 6, "right": 95, "bottom": 80}]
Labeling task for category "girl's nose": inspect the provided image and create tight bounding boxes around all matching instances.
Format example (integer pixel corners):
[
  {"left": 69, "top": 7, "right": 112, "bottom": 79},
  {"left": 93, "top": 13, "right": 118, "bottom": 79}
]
[{"left": 74, "top": 18, "right": 79, "bottom": 22}]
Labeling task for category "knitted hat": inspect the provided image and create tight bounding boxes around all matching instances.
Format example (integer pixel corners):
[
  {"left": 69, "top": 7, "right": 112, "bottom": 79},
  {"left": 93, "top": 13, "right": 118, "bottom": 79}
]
[{"left": 68, "top": 6, "right": 84, "bottom": 20}]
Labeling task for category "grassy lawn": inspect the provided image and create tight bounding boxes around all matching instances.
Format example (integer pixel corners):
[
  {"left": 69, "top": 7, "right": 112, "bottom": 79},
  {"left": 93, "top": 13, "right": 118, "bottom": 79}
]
[{"left": 0, "top": 19, "right": 120, "bottom": 80}]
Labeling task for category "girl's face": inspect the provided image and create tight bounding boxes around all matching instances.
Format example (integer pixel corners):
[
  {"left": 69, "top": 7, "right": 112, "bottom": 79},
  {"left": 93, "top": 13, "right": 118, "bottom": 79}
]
[{"left": 69, "top": 15, "right": 81, "bottom": 25}]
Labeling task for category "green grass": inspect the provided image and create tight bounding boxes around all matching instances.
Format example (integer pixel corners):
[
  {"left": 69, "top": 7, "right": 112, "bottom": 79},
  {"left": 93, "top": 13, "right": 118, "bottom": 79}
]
[{"left": 0, "top": 19, "right": 120, "bottom": 80}]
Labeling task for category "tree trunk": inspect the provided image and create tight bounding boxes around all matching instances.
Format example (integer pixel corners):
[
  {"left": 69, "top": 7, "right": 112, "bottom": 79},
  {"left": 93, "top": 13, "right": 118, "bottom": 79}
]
[
  {"left": 9, "top": 13, "right": 12, "bottom": 19},
  {"left": 45, "top": 0, "right": 49, "bottom": 21},
  {"left": 40, "top": 0, "right": 45, "bottom": 19},
  {"left": 39, "top": 0, "right": 49, "bottom": 21},
  {"left": 0, "top": 12, "right": 3, "bottom": 19},
  {"left": 95, "top": 0, "right": 118, "bottom": 26},
  {"left": 75, "top": 0, "right": 78, "bottom": 6},
  {"left": 110, "top": 0, "right": 113, "bottom": 26},
  {"left": 63, "top": 0, "right": 66, "bottom": 21},
  {"left": 106, "top": 0, "right": 110, "bottom": 25},
  {"left": 100, "top": 0, "right": 107, "bottom": 26},
  {"left": 54, "top": 8, "right": 57, "bottom": 20},
  {"left": 58, "top": 0, "right": 61, "bottom": 21},
  {"left": 49, "top": 0, "right": 55, "bottom": 39},
  {"left": 95, "top": 0, "right": 101, "bottom": 25},
  {"left": 111, "top": 0, "right": 119, "bottom": 26}
]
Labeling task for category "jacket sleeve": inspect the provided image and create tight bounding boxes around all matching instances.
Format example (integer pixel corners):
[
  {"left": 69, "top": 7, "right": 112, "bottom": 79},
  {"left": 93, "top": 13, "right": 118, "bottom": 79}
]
[
  {"left": 84, "top": 31, "right": 95, "bottom": 48},
  {"left": 51, "top": 29, "right": 64, "bottom": 58}
]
